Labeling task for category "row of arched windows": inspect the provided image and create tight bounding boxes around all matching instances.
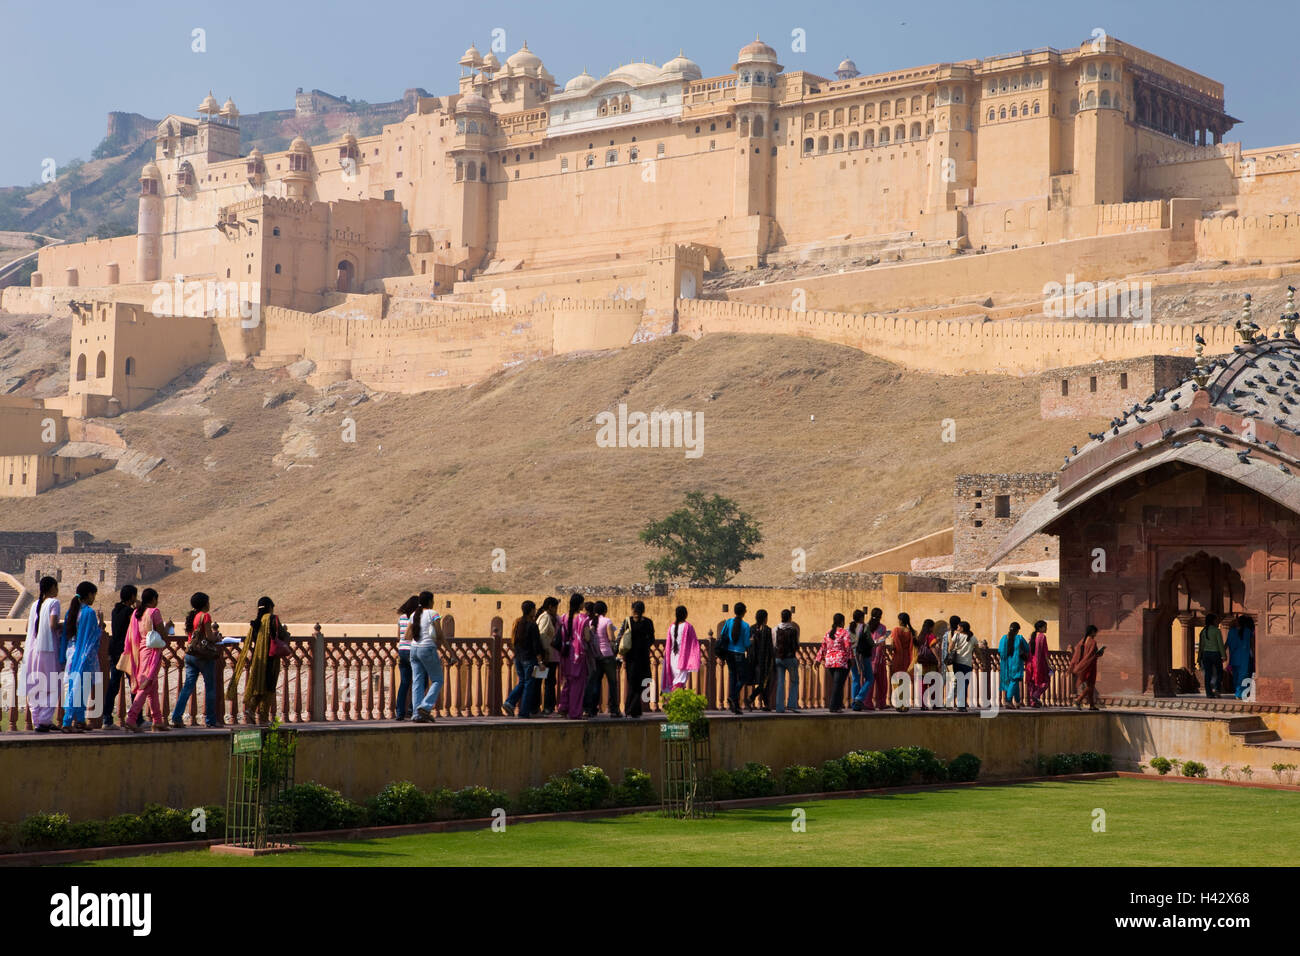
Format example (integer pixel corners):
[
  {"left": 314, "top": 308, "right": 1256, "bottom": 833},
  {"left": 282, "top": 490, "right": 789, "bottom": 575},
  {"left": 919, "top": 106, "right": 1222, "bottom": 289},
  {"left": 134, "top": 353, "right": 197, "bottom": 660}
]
[
  {"left": 738, "top": 70, "right": 776, "bottom": 86},
  {"left": 454, "top": 161, "right": 489, "bottom": 181},
  {"left": 801, "top": 120, "right": 934, "bottom": 154},
  {"left": 456, "top": 119, "right": 485, "bottom": 134},
  {"left": 74, "top": 353, "right": 135, "bottom": 382},
  {"left": 803, "top": 94, "right": 932, "bottom": 131},
  {"left": 985, "top": 71, "right": 1044, "bottom": 95},
  {"left": 987, "top": 101, "right": 1043, "bottom": 121}
]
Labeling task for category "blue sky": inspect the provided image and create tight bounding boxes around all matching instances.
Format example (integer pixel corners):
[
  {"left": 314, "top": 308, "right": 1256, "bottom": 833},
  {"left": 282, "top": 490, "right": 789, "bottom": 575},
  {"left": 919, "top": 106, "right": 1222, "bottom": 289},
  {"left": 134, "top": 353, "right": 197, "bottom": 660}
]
[{"left": 1, "top": 0, "right": 1297, "bottom": 187}]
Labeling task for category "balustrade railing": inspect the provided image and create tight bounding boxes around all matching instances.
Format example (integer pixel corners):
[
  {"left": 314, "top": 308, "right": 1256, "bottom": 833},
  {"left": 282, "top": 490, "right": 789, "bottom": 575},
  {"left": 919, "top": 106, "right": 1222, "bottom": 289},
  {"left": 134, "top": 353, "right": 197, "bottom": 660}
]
[{"left": 0, "top": 630, "right": 1078, "bottom": 731}]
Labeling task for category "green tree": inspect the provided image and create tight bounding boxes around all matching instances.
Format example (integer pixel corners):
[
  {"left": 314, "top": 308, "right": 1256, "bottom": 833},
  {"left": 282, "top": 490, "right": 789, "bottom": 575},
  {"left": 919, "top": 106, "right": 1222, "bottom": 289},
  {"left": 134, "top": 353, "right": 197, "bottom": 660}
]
[{"left": 639, "top": 492, "right": 763, "bottom": 585}]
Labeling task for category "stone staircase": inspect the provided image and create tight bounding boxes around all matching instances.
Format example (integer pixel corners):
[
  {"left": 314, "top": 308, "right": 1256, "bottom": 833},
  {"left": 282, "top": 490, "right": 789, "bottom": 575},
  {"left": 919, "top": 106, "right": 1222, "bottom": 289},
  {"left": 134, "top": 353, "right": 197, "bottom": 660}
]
[{"left": 1102, "top": 694, "right": 1300, "bottom": 751}]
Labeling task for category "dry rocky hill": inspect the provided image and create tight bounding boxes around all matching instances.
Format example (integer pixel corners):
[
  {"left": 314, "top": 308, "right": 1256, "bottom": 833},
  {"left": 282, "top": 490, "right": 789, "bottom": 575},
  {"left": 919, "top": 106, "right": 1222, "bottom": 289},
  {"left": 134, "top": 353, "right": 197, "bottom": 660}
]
[{"left": 0, "top": 318, "right": 1099, "bottom": 622}]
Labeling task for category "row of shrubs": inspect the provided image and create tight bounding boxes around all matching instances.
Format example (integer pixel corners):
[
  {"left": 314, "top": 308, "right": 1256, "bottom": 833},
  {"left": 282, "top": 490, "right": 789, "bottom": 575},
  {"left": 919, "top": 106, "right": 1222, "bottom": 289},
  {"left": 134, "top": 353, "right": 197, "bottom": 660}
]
[
  {"left": 1, "top": 766, "right": 655, "bottom": 852},
  {"left": 1034, "top": 752, "right": 1115, "bottom": 776},
  {"left": 712, "top": 747, "right": 983, "bottom": 800}
]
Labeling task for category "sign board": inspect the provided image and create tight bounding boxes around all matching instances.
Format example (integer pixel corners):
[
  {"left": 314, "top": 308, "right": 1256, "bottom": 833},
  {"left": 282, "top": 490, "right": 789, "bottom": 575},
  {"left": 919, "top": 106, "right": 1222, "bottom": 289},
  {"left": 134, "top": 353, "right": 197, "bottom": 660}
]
[
  {"left": 232, "top": 730, "right": 263, "bottom": 754},
  {"left": 660, "top": 722, "right": 690, "bottom": 740}
]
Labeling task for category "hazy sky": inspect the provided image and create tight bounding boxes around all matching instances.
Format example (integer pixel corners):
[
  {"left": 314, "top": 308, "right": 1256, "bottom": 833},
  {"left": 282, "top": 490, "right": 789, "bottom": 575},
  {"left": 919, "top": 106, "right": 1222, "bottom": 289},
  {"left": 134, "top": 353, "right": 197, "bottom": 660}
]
[{"left": 2, "top": 0, "right": 1297, "bottom": 187}]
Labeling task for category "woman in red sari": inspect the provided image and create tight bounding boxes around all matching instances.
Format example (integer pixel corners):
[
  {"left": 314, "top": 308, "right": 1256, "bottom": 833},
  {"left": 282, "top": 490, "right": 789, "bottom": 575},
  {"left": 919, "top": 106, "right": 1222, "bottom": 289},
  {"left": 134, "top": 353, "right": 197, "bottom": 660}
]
[
  {"left": 888, "top": 612, "right": 917, "bottom": 711},
  {"left": 1070, "top": 625, "right": 1102, "bottom": 710},
  {"left": 915, "top": 619, "right": 940, "bottom": 710},
  {"left": 1025, "top": 620, "right": 1051, "bottom": 706}
]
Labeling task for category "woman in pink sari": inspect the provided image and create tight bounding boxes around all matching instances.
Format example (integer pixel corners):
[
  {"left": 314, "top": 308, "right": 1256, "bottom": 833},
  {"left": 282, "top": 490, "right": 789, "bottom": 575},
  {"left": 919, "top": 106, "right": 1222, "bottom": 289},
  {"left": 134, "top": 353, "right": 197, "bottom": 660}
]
[
  {"left": 124, "top": 588, "right": 173, "bottom": 732},
  {"left": 1025, "top": 619, "right": 1050, "bottom": 707},
  {"left": 556, "top": 592, "right": 589, "bottom": 719},
  {"left": 661, "top": 605, "right": 700, "bottom": 693}
]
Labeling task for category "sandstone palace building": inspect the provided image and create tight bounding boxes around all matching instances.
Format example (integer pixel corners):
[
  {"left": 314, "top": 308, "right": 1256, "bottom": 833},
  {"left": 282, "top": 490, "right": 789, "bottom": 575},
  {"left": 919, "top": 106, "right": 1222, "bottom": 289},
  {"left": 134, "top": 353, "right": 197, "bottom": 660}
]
[{"left": 9, "top": 32, "right": 1300, "bottom": 704}]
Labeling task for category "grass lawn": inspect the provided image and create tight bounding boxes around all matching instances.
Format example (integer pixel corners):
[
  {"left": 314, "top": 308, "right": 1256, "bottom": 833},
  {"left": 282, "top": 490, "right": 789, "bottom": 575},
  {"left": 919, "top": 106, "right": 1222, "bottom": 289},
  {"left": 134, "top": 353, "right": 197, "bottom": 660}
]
[{"left": 85, "top": 779, "right": 1299, "bottom": 867}]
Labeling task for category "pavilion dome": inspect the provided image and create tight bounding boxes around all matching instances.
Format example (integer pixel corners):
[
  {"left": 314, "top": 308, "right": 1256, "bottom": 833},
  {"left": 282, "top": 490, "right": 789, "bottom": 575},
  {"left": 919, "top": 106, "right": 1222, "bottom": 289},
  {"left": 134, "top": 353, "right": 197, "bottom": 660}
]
[
  {"left": 505, "top": 42, "right": 544, "bottom": 75},
  {"left": 836, "top": 58, "right": 860, "bottom": 77},
  {"left": 457, "top": 91, "right": 490, "bottom": 113},
  {"left": 289, "top": 135, "right": 310, "bottom": 152},
  {"left": 140, "top": 161, "right": 161, "bottom": 181},
  {"left": 219, "top": 97, "right": 239, "bottom": 118},
  {"left": 482, "top": 51, "right": 500, "bottom": 71},
  {"left": 564, "top": 70, "right": 596, "bottom": 94},
  {"left": 197, "top": 91, "right": 220, "bottom": 115},
  {"left": 659, "top": 51, "right": 702, "bottom": 82},
  {"left": 459, "top": 44, "right": 483, "bottom": 68},
  {"left": 990, "top": 295, "right": 1300, "bottom": 566},
  {"left": 601, "top": 62, "right": 660, "bottom": 87},
  {"left": 735, "top": 37, "right": 779, "bottom": 68}
]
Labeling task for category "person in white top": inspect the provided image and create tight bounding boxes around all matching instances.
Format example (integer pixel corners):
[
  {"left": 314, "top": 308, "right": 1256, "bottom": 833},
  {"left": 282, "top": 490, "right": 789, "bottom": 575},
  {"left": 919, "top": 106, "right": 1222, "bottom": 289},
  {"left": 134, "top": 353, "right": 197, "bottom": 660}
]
[
  {"left": 20, "top": 576, "right": 62, "bottom": 731},
  {"left": 410, "top": 590, "right": 445, "bottom": 723}
]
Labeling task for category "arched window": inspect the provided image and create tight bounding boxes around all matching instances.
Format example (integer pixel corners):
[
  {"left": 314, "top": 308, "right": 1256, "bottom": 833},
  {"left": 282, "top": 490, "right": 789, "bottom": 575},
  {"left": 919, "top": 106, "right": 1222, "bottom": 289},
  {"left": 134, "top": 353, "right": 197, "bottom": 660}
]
[
  {"left": 586, "top": 153, "right": 595, "bottom": 168},
  {"left": 467, "top": 120, "right": 479, "bottom": 134},
  {"left": 879, "top": 127, "right": 890, "bottom": 144},
  {"left": 1100, "top": 66, "right": 1111, "bottom": 80},
  {"left": 455, "top": 161, "right": 463, "bottom": 181},
  {"left": 752, "top": 115, "right": 764, "bottom": 137},
  {"left": 895, "top": 124, "right": 905, "bottom": 141},
  {"left": 1032, "top": 101, "right": 1040, "bottom": 115},
  {"left": 803, "top": 137, "right": 814, "bottom": 154},
  {"left": 895, "top": 98, "right": 905, "bottom": 115},
  {"left": 456, "top": 119, "right": 466, "bottom": 133},
  {"left": 926, "top": 94, "right": 934, "bottom": 109},
  {"left": 1086, "top": 63, "right": 1097, "bottom": 80},
  {"left": 925, "top": 120, "right": 933, "bottom": 135},
  {"left": 804, "top": 112, "right": 814, "bottom": 129},
  {"left": 741, "top": 71, "right": 750, "bottom": 84},
  {"left": 1011, "top": 76, "right": 1019, "bottom": 91},
  {"left": 864, "top": 103, "right": 874, "bottom": 119},
  {"left": 987, "top": 80, "right": 997, "bottom": 94},
  {"left": 911, "top": 95, "right": 921, "bottom": 112},
  {"left": 833, "top": 108, "right": 843, "bottom": 125},
  {"left": 95, "top": 351, "right": 106, "bottom": 378},
  {"left": 880, "top": 101, "right": 889, "bottom": 118},
  {"left": 817, "top": 136, "right": 829, "bottom": 153},
  {"left": 863, "top": 129, "right": 875, "bottom": 147},
  {"left": 818, "top": 111, "right": 829, "bottom": 128},
  {"left": 740, "top": 116, "right": 750, "bottom": 137},
  {"left": 910, "top": 122, "right": 921, "bottom": 139},
  {"left": 621, "top": 94, "right": 631, "bottom": 112},
  {"left": 467, "top": 163, "right": 477, "bottom": 181},
  {"left": 848, "top": 105, "right": 859, "bottom": 123},
  {"left": 335, "top": 259, "right": 354, "bottom": 293},
  {"left": 479, "top": 162, "right": 487, "bottom": 180},
  {"left": 605, "top": 150, "right": 617, "bottom": 165},
  {"left": 1010, "top": 105, "right": 1017, "bottom": 117},
  {"left": 1021, "top": 102, "right": 1028, "bottom": 115},
  {"left": 1033, "top": 71, "right": 1043, "bottom": 87},
  {"left": 999, "top": 107, "right": 1007, "bottom": 119},
  {"left": 1000, "top": 77, "right": 1008, "bottom": 92},
  {"left": 848, "top": 131, "right": 859, "bottom": 148},
  {"left": 76, "top": 354, "right": 86, "bottom": 381},
  {"left": 1100, "top": 90, "right": 1111, "bottom": 107},
  {"left": 629, "top": 146, "right": 639, "bottom": 161},
  {"left": 988, "top": 108, "right": 995, "bottom": 121},
  {"left": 754, "top": 72, "right": 764, "bottom": 84},
  {"left": 598, "top": 99, "right": 608, "bottom": 116},
  {"left": 833, "top": 133, "right": 844, "bottom": 150},
  {"left": 1084, "top": 90, "right": 1096, "bottom": 108}
]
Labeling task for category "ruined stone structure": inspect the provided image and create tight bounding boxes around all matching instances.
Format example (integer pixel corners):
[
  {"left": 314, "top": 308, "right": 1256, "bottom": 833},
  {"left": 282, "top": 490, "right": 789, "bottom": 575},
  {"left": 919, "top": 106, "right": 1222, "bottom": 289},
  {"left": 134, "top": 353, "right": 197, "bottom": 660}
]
[
  {"left": 1040, "top": 355, "right": 1196, "bottom": 419},
  {"left": 953, "top": 473, "right": 1059, "bottom": 569}
]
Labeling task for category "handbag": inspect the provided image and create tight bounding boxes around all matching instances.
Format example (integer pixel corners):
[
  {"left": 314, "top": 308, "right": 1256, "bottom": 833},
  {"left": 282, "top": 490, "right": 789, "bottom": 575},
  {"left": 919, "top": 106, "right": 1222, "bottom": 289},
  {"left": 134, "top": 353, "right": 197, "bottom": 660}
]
[
  {"left": 145, "top": 629, "right": 166, "bottom": 650},
  {"left": 268, "top": 622, "right": 291, "bottom": 658},
  {"left": 617, "top": 618, "right": 633, "bottom": 657}
]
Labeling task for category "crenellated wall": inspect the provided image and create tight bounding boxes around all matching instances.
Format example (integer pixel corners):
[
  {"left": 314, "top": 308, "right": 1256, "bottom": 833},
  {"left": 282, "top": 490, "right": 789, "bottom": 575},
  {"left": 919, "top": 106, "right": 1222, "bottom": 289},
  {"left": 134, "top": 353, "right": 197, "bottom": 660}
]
[
  {"left": 677, "top": 297, "right": 1239, "bottom": 375},
  {"left": 1196, "top": 214, "right": 1300, "bottom": 263}
]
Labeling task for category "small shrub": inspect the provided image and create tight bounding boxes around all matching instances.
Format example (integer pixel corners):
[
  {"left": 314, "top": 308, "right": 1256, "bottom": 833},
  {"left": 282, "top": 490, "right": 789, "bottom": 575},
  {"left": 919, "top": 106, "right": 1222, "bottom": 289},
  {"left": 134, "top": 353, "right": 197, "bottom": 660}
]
[
  {"left": 564, "top": 765, "right": 613, "bottom": 808},
  {"left": 19, "top": 812, "right": 71, "bottom": 849},
  {"left": 105, "top": 813, "right": 146, "bottom": 846},
  {"left": 947, "top": 753, "right": 982, "bottom": 782},
  {"left": 1240, "top": 765, "right": 1253, "bottom": 780},
  {"left": 1220, "top": 766, "right": 1234, "bottom": 781},
  {"left": 275, "top": 782, "right": 365, "bottom": 832},
  {"left": 711, "top": 768, "right": 736, "bottom": 801},
  {"left": 368, "top": 781, "right": 434, "bottom": 826},
  {"left": 730, "top": 762, "right": 775, "bottom": 799},
  {"left": 451, "top": 786, "right": 505, "bottom": 819},
  {"left": 1077, "top": 752, "right": 1111, "bottom": 773},
  {"left": 67, "top": 820, "right": 107, "bottom": 848},
  {"left": 425, "top": 788, "right": 455, "bottom": 820},
  {"left": 1181, "top": 761, "right": 1208, "bottom": 779},
  {"left": 1148, "top": 756, "right": 1173, "bottom": 776},
  {"left": 661, "top": 688, "right": 709, "bottom": 738},
  {"left": 780, "top": 764, "right": 824, "bottom": 795},
  {"left": 612, "top": 768, "right": 656, "bottom": 807},
  {"left": 1271, "top": 762, "right": 1297, "bottom": 784},
  {"left": 136, "top": 804, "right": 190, "bottom": 844},
  {"left": 885, "top": 746, "right": 947, "bottom": 784},
  {"left": 820, "top": 758, "right": 848, "bottom": 792},
  {"left": 198, "top": 804, "right": 226, "bottom": 839}
]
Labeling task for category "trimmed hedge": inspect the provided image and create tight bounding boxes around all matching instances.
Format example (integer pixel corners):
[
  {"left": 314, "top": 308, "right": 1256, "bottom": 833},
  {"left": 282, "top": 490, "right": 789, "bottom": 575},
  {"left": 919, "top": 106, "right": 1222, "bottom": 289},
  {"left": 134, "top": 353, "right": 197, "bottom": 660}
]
[{"left": 1037, "top": 751, "right": 1114, "bottom": 776}]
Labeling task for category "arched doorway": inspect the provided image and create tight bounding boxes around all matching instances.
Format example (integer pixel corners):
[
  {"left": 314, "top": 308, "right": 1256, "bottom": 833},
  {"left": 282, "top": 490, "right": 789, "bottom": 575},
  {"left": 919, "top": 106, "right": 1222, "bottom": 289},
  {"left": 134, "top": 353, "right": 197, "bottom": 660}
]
[
  {"left": 1146, "top": 552, "right": 1247, "bottom": 696},
  {"left": 335, "top": 259, "right": 354, "bottom": 293}
]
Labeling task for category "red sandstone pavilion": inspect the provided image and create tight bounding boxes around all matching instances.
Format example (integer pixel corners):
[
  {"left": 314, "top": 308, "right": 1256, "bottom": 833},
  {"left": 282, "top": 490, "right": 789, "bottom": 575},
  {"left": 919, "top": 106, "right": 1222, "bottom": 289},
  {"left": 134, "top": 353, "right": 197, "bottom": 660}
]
[{"left": 993, "top": 302, "right": 1300, "bottom": 704}]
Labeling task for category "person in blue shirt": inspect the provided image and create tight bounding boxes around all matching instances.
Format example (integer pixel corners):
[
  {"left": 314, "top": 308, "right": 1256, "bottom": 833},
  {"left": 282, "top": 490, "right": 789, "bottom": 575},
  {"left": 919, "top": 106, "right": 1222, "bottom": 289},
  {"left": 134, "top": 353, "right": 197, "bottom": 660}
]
[
  {"left": 719, "top": 603, "right": 751, "bottom": 715},
  {"left": 62, "top": 581, "right": 102, "bottom": 732},
  {"left": 1224, "top": 615, "right": 1255, "bottom": 700},
  {"left": 998, "top": 621, "right": 1029, "bottom": 709}
]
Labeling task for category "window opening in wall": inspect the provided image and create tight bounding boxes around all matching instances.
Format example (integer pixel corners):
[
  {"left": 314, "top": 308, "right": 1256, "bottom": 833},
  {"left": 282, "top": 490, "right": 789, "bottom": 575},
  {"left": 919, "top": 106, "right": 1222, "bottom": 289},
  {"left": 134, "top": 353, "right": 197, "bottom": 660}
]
[
  {"left": 1089, "top": 376, "right": 1097, "bottom": 393},
  {"left": 994, "top": 495, "right": 1011, "bottom": 518},
  {"left": 1119, "top": 372, "right": 1128, "bottom": 389}
]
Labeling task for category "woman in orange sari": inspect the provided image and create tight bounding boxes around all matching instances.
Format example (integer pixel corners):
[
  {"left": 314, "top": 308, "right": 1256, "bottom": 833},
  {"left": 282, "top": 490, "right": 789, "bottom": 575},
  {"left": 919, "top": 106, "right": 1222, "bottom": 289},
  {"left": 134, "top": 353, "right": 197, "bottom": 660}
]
[
  {"left": 915, "top": 619, "right": 940, "bottom": 709},
  {"left": 889, "top": 612, "right": 917, "bottom": 711},
  {"left": 1070, "top": 625, "right": 1102, "bottom": 710}
]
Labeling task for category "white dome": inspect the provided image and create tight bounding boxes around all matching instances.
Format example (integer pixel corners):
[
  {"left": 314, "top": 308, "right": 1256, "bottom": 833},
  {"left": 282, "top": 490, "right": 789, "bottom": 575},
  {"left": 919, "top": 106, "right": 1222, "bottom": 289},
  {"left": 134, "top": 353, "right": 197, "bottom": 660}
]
[
  {"left": 505, "top": 41, "right": 543, "bottom": 75},
  {"left": 482, "top": 51, "right": 500, "bottom": 71},
  {"left": 564, "top": 70, "right": 596, "bottom": 93},
  {"left": 836, "top": 58, "right": 859, "bottom": 76},
  {"left": 457, "top": 92, "right": 490, "bottom": 113},
  {"left": 602, "top": 62, "right": 660, "bottom": 87},
  {"left": 660, "top": 52, "right": 702, "bottom": 82}
]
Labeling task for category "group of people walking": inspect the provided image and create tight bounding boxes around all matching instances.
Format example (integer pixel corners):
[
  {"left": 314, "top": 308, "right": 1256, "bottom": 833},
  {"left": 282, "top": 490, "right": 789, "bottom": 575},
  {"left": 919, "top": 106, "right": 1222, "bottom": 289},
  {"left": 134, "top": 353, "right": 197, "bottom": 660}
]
[
  {"left": 18, "top": 578, "right": 290, "bottom": 732},
  {"left": 1195, "top": 613, "right": 1257, "bottom": 700}
]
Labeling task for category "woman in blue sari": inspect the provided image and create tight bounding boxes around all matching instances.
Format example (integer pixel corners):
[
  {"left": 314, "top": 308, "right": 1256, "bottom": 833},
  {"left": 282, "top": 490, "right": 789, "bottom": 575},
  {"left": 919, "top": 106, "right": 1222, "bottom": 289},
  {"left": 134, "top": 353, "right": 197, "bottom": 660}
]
[
  {"left": 998, "top": 621, "right": 1029, "bottom": 709},
  {"left": 1225, "top": 615, "right": 1255, "bottom": 700},
  {"left": 61, "top": 581, "right": 101, "bottom": 733}
]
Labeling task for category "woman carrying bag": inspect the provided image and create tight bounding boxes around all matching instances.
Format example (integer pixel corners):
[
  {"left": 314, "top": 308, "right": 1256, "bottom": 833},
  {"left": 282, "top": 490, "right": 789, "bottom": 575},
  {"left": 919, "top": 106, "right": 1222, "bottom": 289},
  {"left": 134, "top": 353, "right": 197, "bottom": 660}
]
[{"left": 229, "top": 596, "right": 286, "bottom": 725}]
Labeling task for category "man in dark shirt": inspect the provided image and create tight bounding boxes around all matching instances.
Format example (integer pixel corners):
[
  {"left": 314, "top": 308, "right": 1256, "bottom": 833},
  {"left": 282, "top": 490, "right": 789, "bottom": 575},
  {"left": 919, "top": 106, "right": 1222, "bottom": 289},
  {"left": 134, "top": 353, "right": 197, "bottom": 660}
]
[
  {"left": 503, "top": 600, "right": 544, "bottom": 718},
  {"left": 773, "top": 609, "right": 801, "bottom": 713},
  {"left": 621, "top": 601, "right": 655, "bottom": 718},
  {"left": 103, "top": 585, "right": 137, "bottom": 727}
]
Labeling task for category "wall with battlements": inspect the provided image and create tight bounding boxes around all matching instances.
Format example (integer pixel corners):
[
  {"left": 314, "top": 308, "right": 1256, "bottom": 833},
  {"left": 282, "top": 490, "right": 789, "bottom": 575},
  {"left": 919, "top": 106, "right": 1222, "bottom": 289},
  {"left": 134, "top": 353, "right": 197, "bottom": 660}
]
[{"left": 1196, "top": 214, "right": 1300, "bottom": 263}]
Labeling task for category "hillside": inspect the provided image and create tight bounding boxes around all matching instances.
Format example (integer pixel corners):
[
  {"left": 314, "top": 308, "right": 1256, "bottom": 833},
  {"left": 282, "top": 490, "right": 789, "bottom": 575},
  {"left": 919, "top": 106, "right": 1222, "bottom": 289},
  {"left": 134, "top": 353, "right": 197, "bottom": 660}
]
[{"left": 0, "top": 324, "right": 1098, "bottom": 622}]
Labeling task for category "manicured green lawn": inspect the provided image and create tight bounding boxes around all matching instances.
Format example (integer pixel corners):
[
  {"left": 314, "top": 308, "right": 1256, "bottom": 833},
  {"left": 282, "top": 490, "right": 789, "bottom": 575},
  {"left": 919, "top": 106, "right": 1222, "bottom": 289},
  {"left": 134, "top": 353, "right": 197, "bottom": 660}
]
[{"left": 85, "top": 779, "right": 1298, "bottom": 867}]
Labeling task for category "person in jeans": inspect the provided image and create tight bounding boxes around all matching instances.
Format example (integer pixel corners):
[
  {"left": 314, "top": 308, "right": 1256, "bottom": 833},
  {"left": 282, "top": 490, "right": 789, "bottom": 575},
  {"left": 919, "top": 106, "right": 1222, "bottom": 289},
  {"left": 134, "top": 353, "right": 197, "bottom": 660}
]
[
  {"left": 536, "top": 596, "right": 560, "bottom": 715},
  {"left": 504, "top": 600, "right": 542, "bottom": 717},
  {"left": 394, "top": 595, "right": 419, "bottom": 720},
  {"left": 815, "top": 613, "right": 853, "bottom": 712},
  {"left": 410, "top": 590, "right": 444, "bottom": 723},
  {"left": 949, "top": 621, "right": 975, "bottom": 711},
  {"left": 170, "top": 591, "right": 222, "bottom": 728},
  {"left": 719, "top": 603, "right": 751, "bottom": 715},
  {"left": 852, "top": 607, "right": 885, "bottom": 711},
  {"left": 1198, "top": 613, "right": 1226, "bottom": 699},
  {"left": 846, "top": 609, "right": 866, "bottom": 703},
  {"left": 745, "top": 609, "right": 775, "bottom": 711},
  {"left": 773, "top": 609, "right": 801, "bottom": 713},
  {"left": 583, "top": 600, "right": 621, "bottom": 717},
  {"left": 621, "top": 601, "right": 656, "bottom": 717},
  {"left": 102, "top": 585, "right": 137, "bottom": 727}
]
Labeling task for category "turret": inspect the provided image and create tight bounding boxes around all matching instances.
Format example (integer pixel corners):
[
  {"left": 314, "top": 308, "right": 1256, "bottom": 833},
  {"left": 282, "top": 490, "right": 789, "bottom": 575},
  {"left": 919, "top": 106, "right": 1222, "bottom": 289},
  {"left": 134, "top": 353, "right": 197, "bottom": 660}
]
[{"left": 136, "top": 161, "right": 162, "bottom": 282}]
